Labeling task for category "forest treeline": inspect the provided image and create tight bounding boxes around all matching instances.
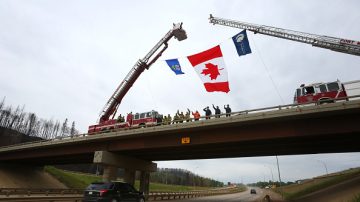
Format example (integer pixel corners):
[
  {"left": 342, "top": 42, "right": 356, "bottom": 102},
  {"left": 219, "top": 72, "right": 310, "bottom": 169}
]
[
  {"left": 150, "top": 168, "right": 224, "bottom": 187},
  {"left": 0, "top": 97, "right": 79, "bottom": 140}
]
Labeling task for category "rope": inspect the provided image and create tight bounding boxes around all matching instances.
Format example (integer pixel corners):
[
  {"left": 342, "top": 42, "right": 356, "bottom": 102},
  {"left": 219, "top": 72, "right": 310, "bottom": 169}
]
[{"left": 252, "top": 38, "right": 285, "bottom": 105}]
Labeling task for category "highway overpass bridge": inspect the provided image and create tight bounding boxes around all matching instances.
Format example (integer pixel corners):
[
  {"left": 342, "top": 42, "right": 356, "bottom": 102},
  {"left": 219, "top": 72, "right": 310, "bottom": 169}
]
[{"left": 0, "top": 99, "right": 360, "bottom": 194}]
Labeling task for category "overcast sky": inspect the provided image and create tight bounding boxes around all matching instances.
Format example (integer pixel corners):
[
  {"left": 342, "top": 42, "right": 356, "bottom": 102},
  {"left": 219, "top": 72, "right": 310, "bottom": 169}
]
[{"left": 1, "top": 0, "right": 360, "bottom": 183}]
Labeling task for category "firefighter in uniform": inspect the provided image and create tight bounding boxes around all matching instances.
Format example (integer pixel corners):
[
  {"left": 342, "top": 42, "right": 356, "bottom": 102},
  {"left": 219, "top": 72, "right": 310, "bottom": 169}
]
[
  {"left": 224, "top": 104, "right": 231, "bottom": 117},
  {"left": 203, "top": 106, "right": 212, "bottom": 119},
  {"left": 213, "top": 104, "right": 221, "bottom": 118}
]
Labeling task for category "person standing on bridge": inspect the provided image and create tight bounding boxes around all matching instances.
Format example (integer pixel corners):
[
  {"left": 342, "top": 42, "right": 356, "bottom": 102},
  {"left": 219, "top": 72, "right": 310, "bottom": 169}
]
[
  {"left": 178, "top": 111, "right": 185, "bottom": 123},
  {"left": 203, "top": 106, "right": 212, "bottom": 119},
  {"left": 213, "top": 104, "right": 221, "bottom": 118},
  {"left": 173, "top": 112, "right": 180, "bottom": 124},
  {"left": 126, "top": 112, "right": 133, "bottom": 124},
  {"left": 224, "top": 104, "right": 231, "bottom": 117},
  {"left": 167, "top": 114, "right": 172, "bottom": 125},
  {"left": 191, "top": 110, "right": 201, "bottom": 121},
  {"left": 185, "top": 109, "right": 191, "bottom": 122}
]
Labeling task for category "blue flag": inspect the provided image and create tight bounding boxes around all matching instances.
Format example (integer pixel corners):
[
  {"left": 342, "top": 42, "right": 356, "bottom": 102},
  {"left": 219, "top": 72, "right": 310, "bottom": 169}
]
[
  {"left": 165, "top": 59, "right": 184, "bottom": 75},
  {"left": 232, "top": 30, "right": 252, "bottom": 56}
]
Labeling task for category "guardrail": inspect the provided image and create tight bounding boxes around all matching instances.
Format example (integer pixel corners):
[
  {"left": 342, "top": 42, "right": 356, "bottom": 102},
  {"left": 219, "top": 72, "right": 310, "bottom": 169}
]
[
  {"left": 0, "top": 195, "right": 83, "bottom": 202},
  {"left": 1, "top": 94, "right": 359, "bottom": 150},
  {"left": 0, "top": 188, "right": 83, "bottom": 197},
  {"left": 147, "top": 187, "right": 240, "bottom": 200},
  {"left": 0, "top": 187, "right": 241, "bottom": 201}
]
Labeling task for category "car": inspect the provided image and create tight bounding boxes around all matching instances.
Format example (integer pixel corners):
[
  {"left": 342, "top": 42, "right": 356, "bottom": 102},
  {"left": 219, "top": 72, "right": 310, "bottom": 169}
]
[
  {"left": 250, "top": 188, "right": 256, "bottom": 194},
  {"left": 83, "top": 181, "right": 145, "bottom": 202}
]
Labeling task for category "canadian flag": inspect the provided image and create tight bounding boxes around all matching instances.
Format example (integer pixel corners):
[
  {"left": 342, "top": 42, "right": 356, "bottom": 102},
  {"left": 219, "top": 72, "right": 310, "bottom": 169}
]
[{"left": 187, "top": 45, "right": 230, "bottom": 93}]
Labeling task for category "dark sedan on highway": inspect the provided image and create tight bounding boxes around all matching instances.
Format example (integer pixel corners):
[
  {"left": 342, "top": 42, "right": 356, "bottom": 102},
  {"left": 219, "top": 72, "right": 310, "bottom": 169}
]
[{"left": 83, "top": 181, "right": 145, "bottom": 202}]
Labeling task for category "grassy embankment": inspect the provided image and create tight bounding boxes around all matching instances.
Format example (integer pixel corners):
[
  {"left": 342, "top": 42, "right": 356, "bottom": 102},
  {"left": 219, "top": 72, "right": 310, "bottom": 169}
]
[
  {"left": 45, "top": 166, "right": 245, "bottom": 192},
  {"left": 276, "top": 167, "right": 360, "bottom": 201},
  {"left": 350, "top": 193, "right": 360, "bottom": 202}
]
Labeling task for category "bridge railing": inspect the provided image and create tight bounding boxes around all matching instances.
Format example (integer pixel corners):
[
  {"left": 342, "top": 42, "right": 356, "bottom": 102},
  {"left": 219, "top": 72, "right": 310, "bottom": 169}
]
[{"left": 1, "top": 94, "right": 359, "bottom": 149}]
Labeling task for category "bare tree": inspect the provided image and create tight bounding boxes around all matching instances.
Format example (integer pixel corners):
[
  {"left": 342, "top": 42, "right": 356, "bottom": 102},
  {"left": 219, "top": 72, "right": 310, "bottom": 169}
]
[
  {"left": 70, "top": 121, "right": 76, "bottom": 137},
  {"left": 0, "top": 100, "right": 80, "bottom": 139},
  {"left": 1, "top": 106, "right": 12, "bottom": 128},
  {"left": 27, "top": 113, "right": 37, "bottom": 136},
  {"left": 0, "top": 97, "right": 5, "bottom": 111},
  {"left": 14, "top": 106, "right": 26, "bottom": 132},
  {"left": 8, "top": 105, "right": 21, "bottom": 129},
  {"left": 52, "top": 120, "right": 61, "bottom": 138},
  {"left": 61, "top": 118, "right": 68, "bottom": 137}
]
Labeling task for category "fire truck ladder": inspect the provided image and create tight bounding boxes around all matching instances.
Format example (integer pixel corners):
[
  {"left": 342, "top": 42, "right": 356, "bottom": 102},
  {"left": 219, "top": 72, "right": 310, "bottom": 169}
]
[
  {"left": 99, "top": 23, "right": 187, "bottom": 123},
  {"left": 209, "top": 14, "right": 360, "bottom": 56}
]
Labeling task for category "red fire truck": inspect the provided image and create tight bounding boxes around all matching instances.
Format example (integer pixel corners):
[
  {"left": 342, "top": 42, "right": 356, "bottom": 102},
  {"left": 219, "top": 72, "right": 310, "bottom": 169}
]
[
  {"left": 293, "top": 80, "right": 348, "bottom": 104},
  {"left": 88, "top": 23, "right": 187, "bottom": 134},
  {"left": 88, "top": 110, "right": 160, "bottom": 133}
]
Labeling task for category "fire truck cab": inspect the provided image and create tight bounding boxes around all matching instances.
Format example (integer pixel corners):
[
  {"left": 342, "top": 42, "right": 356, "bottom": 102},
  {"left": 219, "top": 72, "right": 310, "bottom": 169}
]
[
  {"left": 294, "top": 80, "right": 348, "bottom": 104},
  {"left": 131, "top": 110, "right": 160, "bottom": 128}
]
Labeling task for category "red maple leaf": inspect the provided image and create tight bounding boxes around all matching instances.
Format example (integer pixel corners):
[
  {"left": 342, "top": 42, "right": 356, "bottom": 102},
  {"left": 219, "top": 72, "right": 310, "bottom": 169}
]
[{"left": 201, "top": 63, "right": 223, "bottom": 80}]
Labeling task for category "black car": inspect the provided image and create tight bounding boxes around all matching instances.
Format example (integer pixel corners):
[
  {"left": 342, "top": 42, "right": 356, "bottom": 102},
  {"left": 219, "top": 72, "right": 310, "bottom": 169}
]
[
  {"left": 83, "top": 181, "right": 145, "bottom": 202},
  {"left": 250, "top": 188, "right": 256, "bottom": 194}
]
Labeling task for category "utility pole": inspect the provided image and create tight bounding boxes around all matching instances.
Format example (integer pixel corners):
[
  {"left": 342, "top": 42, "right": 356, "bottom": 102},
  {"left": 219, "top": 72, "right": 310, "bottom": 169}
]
[{"left": 276, "top": 156, "right": 282, "bottom": 185}]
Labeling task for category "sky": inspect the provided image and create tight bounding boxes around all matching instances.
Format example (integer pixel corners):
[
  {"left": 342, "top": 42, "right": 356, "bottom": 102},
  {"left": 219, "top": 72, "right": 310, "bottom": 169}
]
[{"left": 1, "top": 0, "right": 360, "bottom": 183}]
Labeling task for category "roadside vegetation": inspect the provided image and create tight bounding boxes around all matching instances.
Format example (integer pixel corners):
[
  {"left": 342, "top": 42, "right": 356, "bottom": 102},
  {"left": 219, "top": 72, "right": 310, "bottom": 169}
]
[
  {"left": 349, "top": 193, "right": 360, "bottom": 202},
  {"left": 45, "top": 166, "right": 231, "bottom": 192},
  {"left": 0, "top": 98, "right": 79, "bottom": 141},
  {"left": 276, "top": 167, "right": 360, "bottom": 200}
]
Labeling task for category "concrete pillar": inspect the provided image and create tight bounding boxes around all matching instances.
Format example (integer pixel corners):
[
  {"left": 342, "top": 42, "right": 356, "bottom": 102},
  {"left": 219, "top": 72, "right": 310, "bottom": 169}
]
[
  {"left": 139, "top": 171, "right": 150, "bottom": 197},
  {"left": 93, "top": 150, "right": 157, "bottom": 194},
  {"left": 102, "top": 164, "right": 117, "bottom": 182},
  {"left": 123, "top": 169, "right": 136, "bottom": 186}
]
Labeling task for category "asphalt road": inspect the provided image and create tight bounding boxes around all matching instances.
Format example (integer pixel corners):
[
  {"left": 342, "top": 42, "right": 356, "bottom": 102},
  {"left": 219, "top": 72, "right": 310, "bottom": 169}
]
[{"left": 158, "top": 187, "right": 264, "bottom": 202}]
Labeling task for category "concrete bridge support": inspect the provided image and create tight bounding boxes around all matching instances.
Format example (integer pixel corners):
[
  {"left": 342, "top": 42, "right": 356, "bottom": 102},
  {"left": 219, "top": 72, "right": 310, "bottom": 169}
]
[{"left": 93, "top": 151, "right": 156, "bottom": 195}]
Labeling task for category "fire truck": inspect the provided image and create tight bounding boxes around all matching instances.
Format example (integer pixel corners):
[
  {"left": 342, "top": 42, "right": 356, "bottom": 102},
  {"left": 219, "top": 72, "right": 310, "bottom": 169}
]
[
  {"left": 209, "top": 14, "right": 360, "bottom": 56},
  {"left": 293, "top": 80, "right": 347, "bottom": 104},
  {"left": 88, "top": 23, "right": 187, "bottom": 134},
  {"left": 293, "top": 80, "right": 360, "bottom": 104},
  {"left": 209, "top": 15, "right": 360, "bottom": 104}
]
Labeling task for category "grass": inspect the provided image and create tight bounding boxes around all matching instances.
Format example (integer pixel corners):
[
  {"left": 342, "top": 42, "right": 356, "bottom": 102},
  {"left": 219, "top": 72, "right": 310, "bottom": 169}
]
[
  {"left": 44, "top": 166, "right": 227, "bottom": 192},
  {"left": 44, "top": 166, "right": 102, "bottom": 189},
  {"left": 349, "top": 193, "right": 360, "bottom": 202},
  {"left": 276, "top": 167, "right": 360, "bottom": 200}
]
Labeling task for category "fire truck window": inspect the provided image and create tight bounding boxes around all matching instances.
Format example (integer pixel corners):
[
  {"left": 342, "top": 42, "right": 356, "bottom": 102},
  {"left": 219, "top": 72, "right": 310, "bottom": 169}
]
[
  {"left": 319, "top": 84, "right": 327, "bottom": 92},
  {"left": 140, "top": 113, "right": 145, "bottom": 119},
  {"left": 296, "top": 89, "right": 301, "bottom": 97},
  {"left": 134, "top": 114, "right": 140, "bottom": 120},
  {"left": 327, "top": 82, "right": 340, "bottom": 92},
  {"left": 305, "top": 87, "right": 315, "bottom": 94},
  {"left": 146, "top": 112, "right": 152, "bottom": 118}
]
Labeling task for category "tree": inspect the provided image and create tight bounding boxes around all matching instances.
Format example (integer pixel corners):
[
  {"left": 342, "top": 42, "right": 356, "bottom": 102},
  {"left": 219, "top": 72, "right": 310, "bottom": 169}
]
[
  {"left": 61, "top": 118, "right": 68, "bottom": 136},
  {"left": 70, "top": 121, "right": 76, "bottom": 137},
  {"left": 27, "top": 113, "right": 37, "bottom": 136}
]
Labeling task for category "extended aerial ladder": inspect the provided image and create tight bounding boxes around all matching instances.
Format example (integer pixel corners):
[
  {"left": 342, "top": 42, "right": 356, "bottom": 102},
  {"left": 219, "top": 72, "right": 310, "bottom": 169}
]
[
  {"left": 209, "top": 14, "right": 360, "bottom": 56},
  {"left": 99, "top": 23, "right": 187, "bottom": 123}
]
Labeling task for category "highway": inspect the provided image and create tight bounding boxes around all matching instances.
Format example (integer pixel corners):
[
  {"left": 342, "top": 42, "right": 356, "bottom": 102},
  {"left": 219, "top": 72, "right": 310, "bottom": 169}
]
[{"left": 158, "top": 187, "right": 266, "bottom": 202}]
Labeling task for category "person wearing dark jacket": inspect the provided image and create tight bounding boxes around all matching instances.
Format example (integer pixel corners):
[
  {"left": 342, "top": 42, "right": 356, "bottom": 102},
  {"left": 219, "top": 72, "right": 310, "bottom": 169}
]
[
  {"left": 213, "top": 104, "right": 221, "bottom": 118},
  {"left": 224, "top": 104, "right": 231, "bottom": 117},
  {"left": 203, "top": 106, "right": 212, "bottom": 119}
]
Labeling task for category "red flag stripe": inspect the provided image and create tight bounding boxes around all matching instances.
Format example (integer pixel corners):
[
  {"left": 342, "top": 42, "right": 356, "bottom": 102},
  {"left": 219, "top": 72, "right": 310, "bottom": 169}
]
[
  {"left": 187, "top": 45, "right": 223, "bottom": 67},
  {"left": 203, "top": 82, "right": 230, "bottom": 93}
]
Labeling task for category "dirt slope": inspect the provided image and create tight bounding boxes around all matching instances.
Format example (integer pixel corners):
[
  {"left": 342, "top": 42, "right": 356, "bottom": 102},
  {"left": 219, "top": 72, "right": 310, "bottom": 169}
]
[{"left": 0, "top": 164, "right": 67, "bottom": 188}]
